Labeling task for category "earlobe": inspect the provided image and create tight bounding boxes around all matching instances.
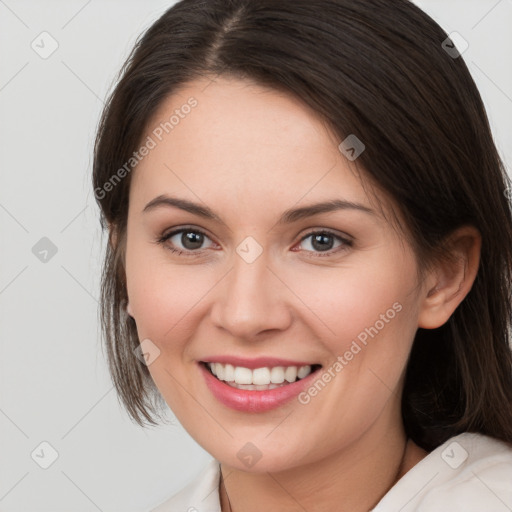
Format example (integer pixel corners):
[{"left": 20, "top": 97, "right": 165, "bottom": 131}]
[
  {"left": 418, "top": 225, "right": 481, "bottom": 329},
  {"left": 127, "top": 301, "right": 134, "bottom": 317},
  {"left": 108, "top": 223, "right": 118, "bottom": 250}
]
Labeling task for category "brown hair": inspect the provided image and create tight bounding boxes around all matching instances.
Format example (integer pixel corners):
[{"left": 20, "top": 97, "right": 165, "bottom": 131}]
[{"left": 92, "top": 0, "right": 512, "bottom": 451}]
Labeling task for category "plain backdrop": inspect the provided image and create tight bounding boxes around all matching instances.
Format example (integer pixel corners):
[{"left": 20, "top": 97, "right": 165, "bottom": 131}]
[{"left": 0, "top": 0, "right": 511, "bottom": 510}]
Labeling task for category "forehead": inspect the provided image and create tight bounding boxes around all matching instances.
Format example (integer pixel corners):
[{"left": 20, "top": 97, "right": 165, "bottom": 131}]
[
  {"left": 129, "top": 76, "right": 379, "bottom": 218},
  {"left": 151, "top": 75, "right": 337, "bottom": 148}
]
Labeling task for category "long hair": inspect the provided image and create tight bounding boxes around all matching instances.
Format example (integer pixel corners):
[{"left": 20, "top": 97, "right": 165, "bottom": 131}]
[{"left": 92, "top": 0, "right": 512, "bottom": 451}]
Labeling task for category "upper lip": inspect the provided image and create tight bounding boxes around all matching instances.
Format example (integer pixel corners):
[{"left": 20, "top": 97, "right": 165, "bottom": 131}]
[{"left": 200, "top": 356, "right": 321, "bottom": 369}]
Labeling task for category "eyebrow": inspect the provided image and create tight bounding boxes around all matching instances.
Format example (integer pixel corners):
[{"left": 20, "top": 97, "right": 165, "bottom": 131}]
[{"left": 142, "top": 194, "right": 375, "bottom": 225}]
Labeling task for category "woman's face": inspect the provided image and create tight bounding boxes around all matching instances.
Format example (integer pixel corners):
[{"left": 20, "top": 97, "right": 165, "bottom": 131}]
[{"left": 124, "top": 76, "right": 426, "bottom": 472}]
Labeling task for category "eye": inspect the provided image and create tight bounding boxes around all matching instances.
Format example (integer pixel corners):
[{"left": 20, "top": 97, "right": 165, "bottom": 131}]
[
  {"left": 156, "top": 227, "right": 216, "bottom": 256},
  {"left": 295, "top": 230, "right": 353, "bottom": 256},
  {"left": 156, "top": 226, "right": 353, "bottom": 258}
]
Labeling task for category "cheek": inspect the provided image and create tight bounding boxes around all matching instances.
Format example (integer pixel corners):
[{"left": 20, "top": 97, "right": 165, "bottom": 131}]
[
  {"left": 285, "top": 254, "right": 417, "bottom": 353},
  {"left": 125, "top": 241, "right": 216, "bottom": 348},
  {"left": 125, "top": 252, "right": 212, "bottom": 407}
]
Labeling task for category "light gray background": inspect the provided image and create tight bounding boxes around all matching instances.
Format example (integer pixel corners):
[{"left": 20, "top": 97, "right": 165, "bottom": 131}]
[{"left": 0, "top": 0, "right": 511, "bottom": 511}]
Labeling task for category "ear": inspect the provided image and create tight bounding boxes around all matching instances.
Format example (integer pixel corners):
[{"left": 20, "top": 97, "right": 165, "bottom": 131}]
[
  {"left": 108, "top": 223, "right": 118, "bottom": 250},
  {"left": 418, "top": 225, "right": 481, "bottom": 329},
  {"left": 107, "top": 223, "right": 133, "bottom": 316}
]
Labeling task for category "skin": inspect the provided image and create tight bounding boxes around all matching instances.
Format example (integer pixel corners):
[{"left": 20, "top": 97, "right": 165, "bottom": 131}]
[{"left": 118, "top": 76, "right": 481, "bottom": 511}]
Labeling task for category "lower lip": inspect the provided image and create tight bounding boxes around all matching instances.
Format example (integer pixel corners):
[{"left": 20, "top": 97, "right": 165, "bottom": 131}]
[{"left": 199, "top": 362, "right": 321, "bottom": 412}]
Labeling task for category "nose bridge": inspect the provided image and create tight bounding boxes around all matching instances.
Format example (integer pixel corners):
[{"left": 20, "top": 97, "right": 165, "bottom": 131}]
[{"left": 210, "top": 239, "right": 291, "bottom": 337}]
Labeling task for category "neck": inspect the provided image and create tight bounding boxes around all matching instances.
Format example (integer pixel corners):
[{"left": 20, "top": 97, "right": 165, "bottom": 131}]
[{"left": 219, "top": 424, "right": 427, "bottom": 512}]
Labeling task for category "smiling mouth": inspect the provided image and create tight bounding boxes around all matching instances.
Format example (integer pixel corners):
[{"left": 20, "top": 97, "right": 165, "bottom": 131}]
[{"left": 201, "top": 361, "right": 323, "bottom": 390}]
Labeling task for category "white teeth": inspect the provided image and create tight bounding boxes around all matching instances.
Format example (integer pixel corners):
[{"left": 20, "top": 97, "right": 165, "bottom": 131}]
[
  {"left": 252, "top": 367, "right": 271, "bottom": 385},
  {"left": 234, "top": 366, "right": 253, "bottom": 384},
  {"left": 214, "top": 363, "right": 225, "bottom": 381},
  {"left": 284, "top": 366, "right": 297, "bottom": 383},
  {"left": 207, "top": 362, "right": 314, "bottom": 385},
  {"left": 223, "top": 363, "right": 235, "bottom": 382},
  {"left": 227, "top": 382, "right": 284, "bottom": 390},
  {"left": 270, "top": 366, "right": 285, "bottom": 384},
  {"left": 297, "top": 365, "right": 310, "bottom": 379}
]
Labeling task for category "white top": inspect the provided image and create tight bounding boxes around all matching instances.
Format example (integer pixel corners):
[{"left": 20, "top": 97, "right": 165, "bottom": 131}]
[{"left": 150, "top": 432, "right": 512, "bottom": 511}]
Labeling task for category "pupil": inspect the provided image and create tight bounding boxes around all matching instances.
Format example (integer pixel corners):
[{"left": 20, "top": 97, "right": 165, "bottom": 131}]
[
  {"left": 312, "top": 233, "right": 333, "bottom": 251},
  {"left": 182, "top": 231, "right": 203, "bottom": 250}
]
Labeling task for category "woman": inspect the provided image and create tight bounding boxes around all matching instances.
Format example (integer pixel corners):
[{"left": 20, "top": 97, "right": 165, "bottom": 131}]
[{"left": 92, "top": 0, "right": 512, "bottom": 510}]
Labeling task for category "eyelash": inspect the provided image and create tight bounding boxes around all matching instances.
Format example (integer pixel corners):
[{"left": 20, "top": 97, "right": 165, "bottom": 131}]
[{"left": 155, "top": 226, "right": 353, "bottom": 258}]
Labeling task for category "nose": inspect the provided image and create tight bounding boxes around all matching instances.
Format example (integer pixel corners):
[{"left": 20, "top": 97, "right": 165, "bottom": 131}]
[{"left": 209, "top": 250, "right": 292, "bottom": 340}]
